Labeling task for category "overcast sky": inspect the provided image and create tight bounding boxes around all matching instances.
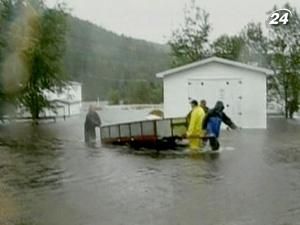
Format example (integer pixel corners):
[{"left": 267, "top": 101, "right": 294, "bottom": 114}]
[{"left": 45, "top": 0, "right": 300, "bottom": 44}]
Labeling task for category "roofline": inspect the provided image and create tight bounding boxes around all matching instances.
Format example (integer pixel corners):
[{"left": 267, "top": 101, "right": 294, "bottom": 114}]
[
  {"left": 68, "top": 81, "right": 82, "bottom": 85},
  {"left": 156, "top": 57, "right": 274, "bottom": 78},
  {"left": 50, "top": 99, "right": 81, "bottom": 104}
]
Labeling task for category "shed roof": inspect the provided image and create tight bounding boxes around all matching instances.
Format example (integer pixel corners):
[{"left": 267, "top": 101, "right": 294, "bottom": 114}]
[
  {"left": 156, "top": 57, "right": 273, "bottom": 78},
  {"left": 68, "top": 81, "right": 82, "bottom": 86}
]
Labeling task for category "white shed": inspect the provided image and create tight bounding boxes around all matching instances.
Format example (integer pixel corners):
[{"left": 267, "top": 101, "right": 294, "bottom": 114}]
[{"left": 156, "top": 57, "right": 273, "bottom": 129}]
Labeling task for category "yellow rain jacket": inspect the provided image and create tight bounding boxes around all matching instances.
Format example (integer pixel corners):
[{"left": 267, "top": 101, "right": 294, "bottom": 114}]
[{"left": 186, "top": 106, "right": 205, "bottom": 150}]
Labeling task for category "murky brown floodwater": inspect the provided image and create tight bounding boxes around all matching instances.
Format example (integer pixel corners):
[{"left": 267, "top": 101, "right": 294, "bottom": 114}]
[{"left": 0, "top": 108, "right": 300, "bottom": 225}]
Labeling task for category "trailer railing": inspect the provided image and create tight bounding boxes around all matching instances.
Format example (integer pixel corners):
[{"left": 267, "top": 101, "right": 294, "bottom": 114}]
[{"left": 101, "top": 117, "right": 187, "bottom": 148}]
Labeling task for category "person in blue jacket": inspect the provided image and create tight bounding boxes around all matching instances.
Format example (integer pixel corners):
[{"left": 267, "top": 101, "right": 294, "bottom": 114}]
[{"left": 202, "top": 101, "right": 237, "bottom": 151}]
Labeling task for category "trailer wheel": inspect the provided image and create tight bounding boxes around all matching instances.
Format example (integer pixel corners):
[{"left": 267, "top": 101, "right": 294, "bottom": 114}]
[{"left": 129, "top": 141, "right": 140, "bottom": 150}]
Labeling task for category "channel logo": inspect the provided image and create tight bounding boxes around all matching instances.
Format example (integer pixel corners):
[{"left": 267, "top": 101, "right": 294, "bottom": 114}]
[{"left": 267, "top": 8, "right": 292, "bottom": 26}]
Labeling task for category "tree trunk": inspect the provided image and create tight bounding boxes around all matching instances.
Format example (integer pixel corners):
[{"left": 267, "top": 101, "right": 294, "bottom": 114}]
[
  {"left": 284, "top": 82, "right": 288, "bottom": 119},
  {"left": 284, "top": 99, "right": 288, "bottom": 119},
  {"left": 30, "top": 96, "right": 40, "bottom": 123},
  {"left": 31, "top": 108, "right": 39, "bottom": 124},
  {"left": 289, "top": 110, "right": 293, "bottom": 119}
]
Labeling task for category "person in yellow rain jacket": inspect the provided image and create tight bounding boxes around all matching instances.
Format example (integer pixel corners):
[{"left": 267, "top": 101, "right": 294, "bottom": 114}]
[{"left": 186, "top": 100, "right": 205, "bottom": 150}]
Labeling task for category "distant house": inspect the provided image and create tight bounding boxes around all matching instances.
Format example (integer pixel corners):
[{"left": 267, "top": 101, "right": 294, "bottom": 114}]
[
  {"left": 43, "top": 81, "right": 82, "bottom": 117},
  {"left": 156, "top": 57, "right": 273, "bottom": 129},
  {"left": 17, "top": 81, "right": 82, "bottom": 118}
]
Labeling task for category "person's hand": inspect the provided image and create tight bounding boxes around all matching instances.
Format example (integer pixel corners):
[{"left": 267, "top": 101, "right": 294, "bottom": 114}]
[
  {"left": 231, "top": 124, "right": 242, "bottom": 131},
  {"left": 228, "top": 123, "right": 238, "bottom": 130}
]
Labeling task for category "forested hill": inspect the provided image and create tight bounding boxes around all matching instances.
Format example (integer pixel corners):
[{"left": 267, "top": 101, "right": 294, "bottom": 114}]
[{"left": 64, "top": 16, "right": 171, "bottom": 103}]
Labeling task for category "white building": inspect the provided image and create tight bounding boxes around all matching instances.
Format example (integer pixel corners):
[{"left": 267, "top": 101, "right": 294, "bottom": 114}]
[
  {"left": 156, "top": 57, "right": 273, "bottom": 129},
  {"left": 43, "top": 81, "right": 82, "bottom": 117}
]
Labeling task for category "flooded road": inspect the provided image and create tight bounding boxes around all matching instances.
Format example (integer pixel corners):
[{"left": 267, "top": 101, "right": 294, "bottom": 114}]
[{"left": 0, "top": 108, "right": 300, "bottom": 225}]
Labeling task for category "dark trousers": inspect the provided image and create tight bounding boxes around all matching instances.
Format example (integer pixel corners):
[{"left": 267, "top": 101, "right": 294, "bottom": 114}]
[{"left": 209, "top": 137, "right": 220, "bottom": 151}]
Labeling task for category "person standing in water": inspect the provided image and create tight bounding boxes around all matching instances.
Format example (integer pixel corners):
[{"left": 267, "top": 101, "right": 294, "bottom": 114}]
[
  {"left": 186, "top": 99, "right": 207, "bottom": 128},
  {"left": 186, "top": 100, "right": 205, "bottom": 150},
  {"left": 202, "top": 101, "right": 237, "bottom": 151},
  {"left": 200, "top": 99, "right": 209, "bottom": 114},
  {"left": 84, "top": 105, "right": 101, "bottom": 144},
  {"left": 199, "top": 99, "right": 209, "bottom": 147}
]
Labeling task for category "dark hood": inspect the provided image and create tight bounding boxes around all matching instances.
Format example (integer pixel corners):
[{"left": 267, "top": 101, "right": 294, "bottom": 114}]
[{"left": 213, "top": 101, "right": 224, "bottom": 113}]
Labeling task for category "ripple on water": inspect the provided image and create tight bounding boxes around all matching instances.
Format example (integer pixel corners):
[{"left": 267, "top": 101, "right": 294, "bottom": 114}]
[
  {"left": 0, "top": 136, "right": 65, "bottom": 194},
  {"left": 264, "top": 144, "right": 300, "bottom": 167}
]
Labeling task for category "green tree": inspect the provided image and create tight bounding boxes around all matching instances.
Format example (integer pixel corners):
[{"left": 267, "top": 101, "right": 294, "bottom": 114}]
[
  {"left": 211, "top": 23, "right": 270, "bottom": 66},
  {"left": 168, "top": 0, "right": 211, "bottom": 67},
  {"left": 0, "top": 0, "right": 68, "bottom": 121},
  {"left": 108, "top": 89, "right": 120, "bottom": 105},
  {"left": 148, "top": 82, "right": 162, "bottom": 104},
  {"left": 1, "top": 0, "right": 68, "bottom": 121},
  {"left": 212, "top": 35, "right": 245, "bottom": 61},
  {"left": 239, "top": 23, "right": 281, "bottom": 111},
  {"left": 239, "top": 23, "right": 270, "bottom": 67},
  {"left": 267, "top": 4, "right": 300, "bottom": 118},
  {"left": 126, "top": 81, "right": 149, "bottom": 104}
]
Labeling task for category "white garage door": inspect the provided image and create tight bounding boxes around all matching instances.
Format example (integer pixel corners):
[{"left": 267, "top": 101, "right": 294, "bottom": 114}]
[{"left": 188, "top": 79, "right": 243, "bottom": 126}]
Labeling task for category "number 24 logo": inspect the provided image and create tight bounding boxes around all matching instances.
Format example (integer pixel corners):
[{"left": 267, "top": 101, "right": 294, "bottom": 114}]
[{"left": 269, "top": 9, "right": 292, "bottom": 25}]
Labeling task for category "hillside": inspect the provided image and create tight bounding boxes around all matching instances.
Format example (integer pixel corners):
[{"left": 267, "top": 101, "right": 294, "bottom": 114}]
[{"left": 64, "top": 16, "right": 171, "bottom": 103}]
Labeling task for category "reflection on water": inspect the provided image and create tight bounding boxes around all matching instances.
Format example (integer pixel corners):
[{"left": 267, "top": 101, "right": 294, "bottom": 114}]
[
  {"left": 0, "top": 182, "right": 18, "bottom": 225},
  {"left": 0, "top": 111, "right": 300, "bottom": 225},
  {"left": 0, "top": 125, "right": 63, "bottom": 191},
  {"left": 0, "top": 123, "right": 66, "bottom": 225}
]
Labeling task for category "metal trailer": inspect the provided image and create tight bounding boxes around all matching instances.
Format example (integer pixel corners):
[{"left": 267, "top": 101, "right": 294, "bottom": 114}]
[{"left": 100, "top": 118, "right": 187, "bottom": 149}]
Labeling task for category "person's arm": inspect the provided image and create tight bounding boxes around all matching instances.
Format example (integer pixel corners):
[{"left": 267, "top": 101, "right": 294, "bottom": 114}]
[
  {"left": 202, "top": 111, "right": 212, "bottom": 130},
  {"left": 186, "top": 111, "right": 192, "bottom": 127},
  {"left": 94, "top": 113, "right": 101, "bottom": 127},
  {"left": 221, "top": 112, "right": 237, "bottom": 129},
  {"left": 90, "top": 112, "right": 101, "bottom": 127}
]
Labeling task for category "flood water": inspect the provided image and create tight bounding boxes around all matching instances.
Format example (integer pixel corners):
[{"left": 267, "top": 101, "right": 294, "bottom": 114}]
[{"left": 1, "top": 107, "right": 300, "bottom": 225}]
